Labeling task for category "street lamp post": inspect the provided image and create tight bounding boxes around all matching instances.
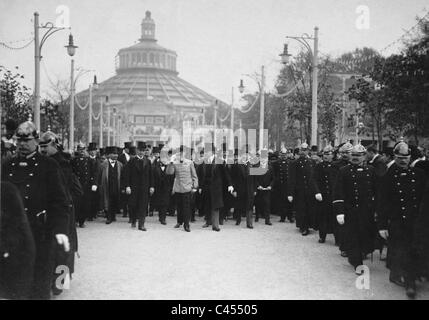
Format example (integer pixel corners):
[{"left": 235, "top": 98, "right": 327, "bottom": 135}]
[
  {"left": 33, "top": 12, "right": 69, "bottom": 130},
  {"left": 230, "top": 87, "right": 234, "bottom": 148},
  {"left": 65, "top": 34, "right": 78, "bottom": 152},
  {"left": 88, "top": 75, "right": 98, "bottom": 143},
  {"left": 280, "top": 26, "right": 319, "bottom": 147},
  {"left": 238, "top": 65, "right": 266, "bottom": 151}
]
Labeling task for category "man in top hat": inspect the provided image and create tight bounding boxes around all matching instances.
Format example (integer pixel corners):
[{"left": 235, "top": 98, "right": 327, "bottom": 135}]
[
  {"left": 255, "top": 150, "right": 274, "bottom": 225},
  {"left": 151, "top": 145, "right": 171, "bottom": 225},
  {"left": 87, "top": 142, "right": 101, "bottom": 221},
  {"left": 198, "top": 143, "right": 234, "bottom": 231},
  {"left": 287, "top": 142, "right": 322, "bottom": 236},
  {"left": 314, "top": 145, "right": 338, "bottom": 244},
  {"left": 118, "top": 142, "right": 132, "bottom": 218},
  {"left": 377, "top": 141, "right": 427, "bottom": 298},
  {"left": 123, "top": 142, "right": 154, "bottom": 230},
  {"left": 98, "top": 146, "right": 123, "bottom": 224},
  {"left": 39, "top": 130, "right": 81, "bottom": 296},
  {"left": 166, "top": 145, "right": 199, "bottom": 232},
  {"left": 229, "top": 145, "right": 257, "bottom": 228},
  {"left": 333, "top": 143, "right": 377, "bottom": 274},
  {"left": 272, "top": 147, "right": 294, "bottom": 223},
  {"left": 2, "top": 121, "right": 70, "bottom": 299},
  {"left": 71, "top": 142, "right": 98, "bottom": 228}
]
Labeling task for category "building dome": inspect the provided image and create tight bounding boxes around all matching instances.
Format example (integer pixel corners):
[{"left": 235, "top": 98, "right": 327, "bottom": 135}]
[
  {"left": 75, "top": 11, "right": 227, "bottom": 146},
  {"left": 116, "top": 10, "right": 178, "bottom": 74}
]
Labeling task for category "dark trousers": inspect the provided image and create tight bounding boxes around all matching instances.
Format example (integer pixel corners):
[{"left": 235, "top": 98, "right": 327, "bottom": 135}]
[
  {"left": 89, "top": 190, "right": 99, "bottom": 219},
  {"left": 131, "top": 200, "right": 148, "bottom": 227},
  {"left": 158, "top": 206, "right": 167, "bottom": 223},
  {"left": 107, "top": 193, "right": 120, "bottom": 222},
  {"left": 236, "top": 208, "right": 253, "bottom": 227},
  {"left": 120, "top": 193, "right": 130, "bottom": 216},
  {"left": 255, "top": 191, "right": 271, "bottom": 223},
  {"left": 175, "top": 192, "right": 191, "bottom": 228}
]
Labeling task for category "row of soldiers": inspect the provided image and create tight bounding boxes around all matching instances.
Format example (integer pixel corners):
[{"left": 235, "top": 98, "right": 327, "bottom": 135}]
[{"left": 1, "top": 119, "right": 429, "bottom": 299}]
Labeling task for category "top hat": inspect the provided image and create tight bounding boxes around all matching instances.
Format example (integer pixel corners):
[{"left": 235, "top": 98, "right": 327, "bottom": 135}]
[
  {"left": 137, "top": 141, "right": 146, "bottom": 151},
  {"left": 105, "top": 146, "right": 118, "bottom": 155},
  {"left": 129, "top": 146, "right": 137, "bottom": 156},
  {"left": 88, "top": 142, "right": 97, "bottom": 151},
  {"left": 124, "top": 142, "right": 132, "bottom": 149}
]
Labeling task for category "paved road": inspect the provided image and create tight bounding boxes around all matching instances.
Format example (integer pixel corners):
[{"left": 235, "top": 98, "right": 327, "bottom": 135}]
[{"left": 57, "top": 215, "right": 429, "bottom": 300}]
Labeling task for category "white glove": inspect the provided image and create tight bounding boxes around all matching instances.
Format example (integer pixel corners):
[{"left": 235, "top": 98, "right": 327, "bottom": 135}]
[
  {"left": 199, "top": 189, "right": 202, "bottom": 194},
  {"left": 257, "top": 186, "right": 263, "bottom": 191},
  {"left": 266, "top": 186, "right": 272, "bottom": 191},
  {"left": 232, "top": 191, "right": 237, "bottom": 198},
  {"left": 91, "top": 185, "right": 97, "bottom": 192},
  {"left": 228, "top": 186, "right": 234, "bottom": 193},
  {"left": 287, "top": 196, "right": 293, "bottom": 203},
  {"left": 126, "top": 187, "right": 132, "bottom": 195},
  {"left": 149, "top": 187, "right": 155, "bottom": 195},
  {"left": 55, "top": 234, "right": 70, "bottom": 252},
  {"left": 315, "top": 193, "right": 323, "bottom": 201},
  {"left": 191, "top": 188, "right": 197, "bottom": 193},
  {"left": 379, "top": 230, "right": 389, "bottom": 240},
  {"left": 337, "top": 214, "right": 345, "bottom": 225}
]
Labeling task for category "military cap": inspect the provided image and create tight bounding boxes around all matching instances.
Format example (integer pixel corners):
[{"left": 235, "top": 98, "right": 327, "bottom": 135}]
[
  {"left": 323, "top": 145, "right": 334, "bottom": 154},
  {"left": 339, "top": 141, "right": 353, "bottom": 153},
  {"left": 351, "top": 143, "right": 367, "bottom": 154},
  {"left": 77, "top": 142, "right": 86, "bottom": 151},
  {"left": 14, "top": 121, "right": 39, "bottom": 140},
  {"left": 39, "top": 130, "right": 60, "bottom": 147},
  {"left": 300, "top": 142, "right": 309, "bottom": 150},
  {"left": 395, "top": 141, "right": 411, "bottom": 157}
]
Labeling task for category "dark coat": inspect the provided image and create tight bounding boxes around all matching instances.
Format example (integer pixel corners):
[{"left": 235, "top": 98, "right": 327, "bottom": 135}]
[
  {"left": 287, "top": 156, "right": 320, "bottom": 229},
  {"left": 118, "top": 152, "right": 131, "bottom": 166},
  {"left": 314, "top": 161, "right": 338, "bottom": 235},
  {"left": 151, "top": 159, "right": 172, "bottom": 208},
  {"left": 333, "top": 164, "right": 377, "bottom": 255},
  {"left": 2, "top": 153, "right": 69, "bottom": 299},
  {"left": 51, "top": 152, "right": 81, "bottom": 275},
  {"left": 98, "top": 160, "right": 123, "bottom": 211},
  {"left": 229, "top": 162, "right": 256, "bottom": 211},
  {"left": 123, "top": 157, "right": 154, "bottom": 210},
  {"left": 378, "top": 164, "right": 427, "bottom": 276},
  {"left": 368, "top": 154, "right": 387, "bottom": 178},
  {"left": 0, "top": 181, "right": 36, "bottom": 300},
  {"left": 198, "top": 160, "right": 232, "bottom": 210}
]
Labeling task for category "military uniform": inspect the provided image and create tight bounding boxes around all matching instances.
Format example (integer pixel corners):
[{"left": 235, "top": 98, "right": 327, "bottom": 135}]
[
  {"left": 2, "top": 152, "right": 69, "bottom": 299},
  {"left": 314, "top": 159, "right": 338, "bottom": 242},
  {"left": 333, "top": 162, "right": 377, "bottom": 269},
  {"left": 71, "top": 151, "right": 98, "bottom": 226},
  {"left": 272, "top": 156, "right": 294, "bottom": 222},
  {"left": 288, "top": 155, "right": 319, "bottom": 234}
]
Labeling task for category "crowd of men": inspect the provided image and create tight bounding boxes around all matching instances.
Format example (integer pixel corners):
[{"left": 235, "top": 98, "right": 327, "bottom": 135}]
[{"left": 0, "top": 118, "right": 428, "bottom": 300}]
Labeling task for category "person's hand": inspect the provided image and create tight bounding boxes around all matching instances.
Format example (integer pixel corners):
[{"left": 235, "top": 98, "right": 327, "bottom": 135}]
[
  {"left": 287, "top": 196, "right": 293, "bottom": 203},
  {"left": 149, "top": 187, "right": 155, "bottom": 195},
  {"left": 266, "top": 186, "right": 272, "bottom": 191},
  {"left": 228, "top": 186, "right": 234, "bottom": 193},
  {"left": 254, "top": 192, "right": 257, "bottom": 196},
  {"left": 191, "top": 188, "right": 197, "bottom": 194},
  {"left": 55, "top": 234, "right": 70, "bottom": 252},
  {"left": 336, "top": 214, "right": 345, "bottom": 225},
  {"left": 198, "top": 189, "right": 202, "bottom": 194},
  {"left": 126, "top": 187, "right": 132, "bottom": 195},
  {"left": 315, "top": 193, "right": 323, "bottom": 202},
  {"left": 379, "top": 230, "right": 389, "bottom": 240},
  {"left": 91, "top": 185, "right": 97, "bottom": 192},
  {"left": 232, "top": 191, "right": 237, "bottom": 198},
  {"left": 257, "top": 186, "right": 263, "bottom": 190}
]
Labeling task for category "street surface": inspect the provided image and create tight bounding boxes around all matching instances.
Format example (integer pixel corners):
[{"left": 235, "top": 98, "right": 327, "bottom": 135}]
[{"left": 58, "top": 215, "right": 429, "bottom": 300}]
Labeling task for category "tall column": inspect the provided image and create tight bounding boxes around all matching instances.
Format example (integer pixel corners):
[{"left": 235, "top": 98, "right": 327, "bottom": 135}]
[
  {"left": 259, "top": 65, "right": 265, "bottom": 151},
  {"left": 69, "top": 59, "right": 75, "bottom": 152},
  {"left": 107, "top": 106, "right": 111, "bottom": 146},
  {"left": 230, "top": 86, "right": 234, "bottom": 148},
  {"left": 34, "top": 12, "right": 41, "bottom": 130},
  {"left": 311, "top": 26, "right": 319, "bottom": 147},
  {"left": 99, "top": 97, "right": 103, "bottom": 148},
  {"left": 88, "top": 85, "right": 92, "bottom": 143}
]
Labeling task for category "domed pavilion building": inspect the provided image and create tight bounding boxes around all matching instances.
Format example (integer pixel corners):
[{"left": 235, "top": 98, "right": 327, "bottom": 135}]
[{"left": 75, "top": 11, "right": 225, "bottom": 147}]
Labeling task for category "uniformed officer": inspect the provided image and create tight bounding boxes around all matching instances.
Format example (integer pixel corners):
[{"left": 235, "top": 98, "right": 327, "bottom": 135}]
[
  {"left": 333, "top": 143, "right": 377, "bottom": 273},
  {"left": 287, "top": 143, "right": 322, "bottom": 236},
  {"left": 272, "top": 147, "right": 294, "bottom": 223},
  {"left": 71, "top": 143, "right": 98, "bottom": 228},
  {"left": 377, "top": 141, "right": 426, "bottom": 299},
  {"left": 314, "top": 145, "right": 338, "bottom": 244},
  {"left": 333, "top": 141, "right": 353, "bottom": 257},
  {"left": 2, "top": 121, "right": 70, "bottom": 299}
]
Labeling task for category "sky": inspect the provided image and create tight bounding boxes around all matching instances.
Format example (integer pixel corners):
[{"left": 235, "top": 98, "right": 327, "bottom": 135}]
[{"left": 0, "top": 0, "right": 427, "bottom": 104}]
